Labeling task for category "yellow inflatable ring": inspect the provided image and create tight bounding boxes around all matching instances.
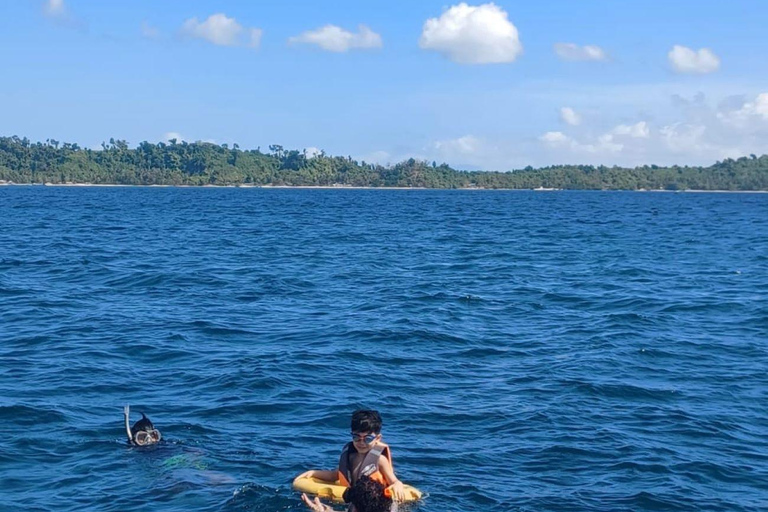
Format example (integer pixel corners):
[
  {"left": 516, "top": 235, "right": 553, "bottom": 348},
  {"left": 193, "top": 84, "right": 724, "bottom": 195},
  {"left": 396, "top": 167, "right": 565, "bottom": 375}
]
[{"left": 292, "top": 473, "right": 423, "bottom": 504}]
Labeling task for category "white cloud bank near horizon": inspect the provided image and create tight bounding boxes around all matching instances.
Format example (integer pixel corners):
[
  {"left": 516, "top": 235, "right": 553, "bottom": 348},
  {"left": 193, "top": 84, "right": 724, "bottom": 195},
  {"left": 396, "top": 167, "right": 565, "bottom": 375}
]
[
  {"left": 289, "top": 25, "right": 382, "bottom": 52},
  {"left": 366, "top": 91, "right": 768, "bottom": 171},
  {"left": 180, "top": 13, "right": 262, "bottom": 48},
  {"left": 533, "top": 92, "right": 768, "bottom": 167},
  {"left": 419, "top": 3, "right": 523, "bottom": 64}
]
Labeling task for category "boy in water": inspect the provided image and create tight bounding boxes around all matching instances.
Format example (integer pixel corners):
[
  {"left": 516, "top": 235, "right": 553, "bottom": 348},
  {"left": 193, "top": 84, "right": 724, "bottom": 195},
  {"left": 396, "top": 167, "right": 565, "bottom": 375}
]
[
  {"left": 124, "top": 405, "right": 162, "bottom": 446},
  {"left": 298, "top": 410, "right": 405, "bottom": 504}
]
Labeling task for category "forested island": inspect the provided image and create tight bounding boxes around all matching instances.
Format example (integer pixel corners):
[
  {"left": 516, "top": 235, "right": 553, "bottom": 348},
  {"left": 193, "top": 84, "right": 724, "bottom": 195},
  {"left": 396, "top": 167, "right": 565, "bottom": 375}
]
[{"left": 1, "top": 136, "right": 767, "bottom": 190}]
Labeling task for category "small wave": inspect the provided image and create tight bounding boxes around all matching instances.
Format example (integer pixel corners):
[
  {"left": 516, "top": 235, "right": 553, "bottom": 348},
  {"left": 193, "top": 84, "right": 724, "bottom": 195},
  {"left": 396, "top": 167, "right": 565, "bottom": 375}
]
[
  {"left": 188, "top": 320, "right": 256, "bottom": 337},
  {"left": 226, "top": 483, "right": 297, "bottom": 511},
  {"left": 566, "top": 379, "right": 680, "bottom": 401},
  {"left": 0, "top": 404, "right": 67, "bottom": 425}
]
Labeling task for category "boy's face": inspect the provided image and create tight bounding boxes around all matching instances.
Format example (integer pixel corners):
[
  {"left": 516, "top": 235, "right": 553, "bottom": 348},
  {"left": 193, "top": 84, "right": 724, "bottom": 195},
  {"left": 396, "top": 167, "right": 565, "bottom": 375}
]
[
  {"left": 135, "top": 428, "right": 161, "bottom": 446},
  {"left": 351, "top": 431, "right": 381, "bottom": 453}
]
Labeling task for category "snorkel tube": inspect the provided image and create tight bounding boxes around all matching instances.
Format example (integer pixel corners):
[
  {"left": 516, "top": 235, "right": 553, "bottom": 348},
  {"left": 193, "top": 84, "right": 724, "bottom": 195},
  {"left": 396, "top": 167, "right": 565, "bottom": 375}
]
[{"left": 124, "top": 404, "right": 134, "bottom": 444}]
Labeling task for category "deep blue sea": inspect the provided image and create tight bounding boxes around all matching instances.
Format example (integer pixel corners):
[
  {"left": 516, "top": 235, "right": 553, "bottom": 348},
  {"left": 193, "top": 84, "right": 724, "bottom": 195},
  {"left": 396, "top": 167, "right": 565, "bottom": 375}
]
[{"left": 1, "top": 187, "right": 767, "bottom": 512}]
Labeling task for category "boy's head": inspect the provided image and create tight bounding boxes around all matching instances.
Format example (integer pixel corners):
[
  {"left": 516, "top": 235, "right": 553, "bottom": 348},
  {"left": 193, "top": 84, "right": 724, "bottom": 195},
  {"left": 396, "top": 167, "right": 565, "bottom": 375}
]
[
  {"left": 342, "top": 476, "right": 392, "bottom": 512},
  {"left": 131, "top": 413, "right": 161, "bottom": 446},
  {"left": 351, "top": 410, "right": 382, "bottom": 434},
  {"left": 350, "top": 410, "right": 382, "bottom": 453}
]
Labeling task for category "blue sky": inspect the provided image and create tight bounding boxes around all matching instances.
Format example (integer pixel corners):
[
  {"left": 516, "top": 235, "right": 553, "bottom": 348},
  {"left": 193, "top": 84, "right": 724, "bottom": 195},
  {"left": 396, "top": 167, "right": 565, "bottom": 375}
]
[{"left": 2, "top": 0, "right": 768, "bottom": 169}]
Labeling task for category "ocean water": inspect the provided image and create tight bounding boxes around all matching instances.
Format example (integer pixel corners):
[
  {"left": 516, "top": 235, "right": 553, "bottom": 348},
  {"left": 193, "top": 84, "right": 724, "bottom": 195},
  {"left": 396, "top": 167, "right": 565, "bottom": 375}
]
[{"left": 1, "top": 187, "right": 767, "bottom": 512}]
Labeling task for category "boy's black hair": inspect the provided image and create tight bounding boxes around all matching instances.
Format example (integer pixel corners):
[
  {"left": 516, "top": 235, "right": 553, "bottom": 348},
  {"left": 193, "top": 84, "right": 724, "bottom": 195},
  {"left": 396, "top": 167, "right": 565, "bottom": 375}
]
[
  {"left": 351, "top": 409, "right": 382, "bottom": 434},
  {"left": 342, "top": 476, "right": 392, "bottom": 512},
  {"left": 131, "top": 413, "right": 155, "bottom": 437}
]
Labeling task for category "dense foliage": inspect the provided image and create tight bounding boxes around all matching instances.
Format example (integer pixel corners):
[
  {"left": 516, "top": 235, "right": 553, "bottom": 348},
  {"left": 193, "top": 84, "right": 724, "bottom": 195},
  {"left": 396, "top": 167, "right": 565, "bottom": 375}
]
[{"left": 1, "top": 136, "right": 767, "bottom": 190}]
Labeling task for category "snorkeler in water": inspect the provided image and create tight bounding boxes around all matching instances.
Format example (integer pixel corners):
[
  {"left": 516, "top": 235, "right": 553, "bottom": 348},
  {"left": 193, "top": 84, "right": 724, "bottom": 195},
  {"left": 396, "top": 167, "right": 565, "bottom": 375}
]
[{"left": 124, "top": 405, "right": 162, "bottom": 446}]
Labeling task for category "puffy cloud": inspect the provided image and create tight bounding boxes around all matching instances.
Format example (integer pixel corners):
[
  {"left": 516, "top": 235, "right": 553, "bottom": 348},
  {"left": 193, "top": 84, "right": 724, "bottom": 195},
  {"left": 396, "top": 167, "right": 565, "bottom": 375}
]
[
  {"left": 434, "top": 135, "right": 482, "bottom": 155},
  {"left": 181, "top": 13, "right": 261, "bottom": 48},
  {"left": 560, "top": 107, "right": 581, "bottom": 126},
  {"left": 419, "top": 3, "right": 523, "bottom": 64},
  {"left": 43, "top": 0, "right": 66, "bottom": 18},
  {"left": 554, "top": 43, "right": 606, "bottom": 61},
  {"left": 289, "top": 25, "right": 382, "bottom": 52},
  {"left": 659, "top": 123, "right": 710, "bottom": 153},
  {"left": 668, "top": 45, "right": 720, "bottom": 74},
  {"left": 182, "top": 14, "right": 241, "bottom": 46},
  {"left": 540, "top": 130, "right": 623, "bottom": 154},
  {"left": 612, "top": 121, "right": 650, "bottom": 139},
  {"left": 720, "top": 92, "right": 768, "bottom": 126},
  {"left": 743, "top": 93, "right": 768, "bottom": 119},
  {"left": 540, "top": 131, "right": 571, "bottom": 145},
  {"left": 304, "top": 147, "right": 322, "bottom": 158}
]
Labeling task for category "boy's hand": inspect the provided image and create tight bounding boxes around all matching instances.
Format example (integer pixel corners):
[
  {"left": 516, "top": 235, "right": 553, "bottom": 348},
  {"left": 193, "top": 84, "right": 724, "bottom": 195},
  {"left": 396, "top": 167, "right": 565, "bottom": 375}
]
[
  {"left": 297, "top": 470, "right": 315, "bottom": 480},
  {"left": 301, "top": 493, "right": 331, "bottom": 512},
  {"left": 387, "top": 480, "right": 406, "bottom": 502}
]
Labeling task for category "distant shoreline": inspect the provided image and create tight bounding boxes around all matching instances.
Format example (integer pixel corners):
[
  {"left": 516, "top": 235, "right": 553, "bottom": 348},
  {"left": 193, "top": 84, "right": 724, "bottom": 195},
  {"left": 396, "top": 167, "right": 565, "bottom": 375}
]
[{"left": 0, "top": 182, "right": 767, "bottom": 193}]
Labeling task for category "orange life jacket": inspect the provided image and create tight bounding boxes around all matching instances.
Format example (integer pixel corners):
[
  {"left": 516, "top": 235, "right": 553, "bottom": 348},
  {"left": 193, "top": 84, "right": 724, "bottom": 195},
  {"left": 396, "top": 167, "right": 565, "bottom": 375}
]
[{"left": 337, "top": 440, "right": 393, "bottom": 492}]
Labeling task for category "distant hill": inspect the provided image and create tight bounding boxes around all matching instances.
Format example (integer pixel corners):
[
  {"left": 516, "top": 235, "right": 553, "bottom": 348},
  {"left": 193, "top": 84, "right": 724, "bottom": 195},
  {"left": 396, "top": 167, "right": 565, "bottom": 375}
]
[{"left": 1, "top": 136, "right": 767, "bottom": 190}]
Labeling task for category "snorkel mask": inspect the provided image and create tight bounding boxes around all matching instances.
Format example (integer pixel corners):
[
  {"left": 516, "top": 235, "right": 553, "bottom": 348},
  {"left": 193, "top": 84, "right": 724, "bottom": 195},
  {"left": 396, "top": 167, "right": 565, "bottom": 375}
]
[{"left": 134, "top": 428, "right": 162, "bottom": 445}]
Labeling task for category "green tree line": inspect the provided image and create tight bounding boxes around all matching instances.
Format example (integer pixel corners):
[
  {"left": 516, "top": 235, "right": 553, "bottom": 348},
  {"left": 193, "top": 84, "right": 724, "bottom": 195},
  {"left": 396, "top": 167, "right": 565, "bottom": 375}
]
[{"left": 1, "top": 136, "right": 767, "bottom": 190}]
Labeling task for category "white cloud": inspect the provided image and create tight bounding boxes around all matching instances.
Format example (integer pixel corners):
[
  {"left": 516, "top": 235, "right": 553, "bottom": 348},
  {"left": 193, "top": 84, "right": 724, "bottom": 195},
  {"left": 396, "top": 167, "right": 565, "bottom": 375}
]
[
  {"left": 43, "top": 0, "right": 66, "bottom": 18},
  {"left": 534, "top": 93, "right": 768, "bottom": 166},
  {"left": 539, "top": 130, "right": 623, "bottom": 154},
  {"left": 141, "top": 21, "right": 161, "bottom": 40},
  {"left": 612, "top": 121, "right": 650, "bottom": 139},
  {"left": 304, "top": 147, "right": 322, "bottom": 158},
  {"left": 182, "top": 14, "right": 241, "bottom": 46},
  {"left": 668, "top": 45, "right": 720, "bottom": 74},
  {"left": 181, "top": 13, "right": 261, "bottom": 48},
  {"left": 720, "top": 92, "right": 768, "bottom": 126},
  {"left": 289, "top": 25, "right": 382, "bottom": 52},
  {"left": 746, "top": 93, "right": 768, "bottom": 119},
  {"left": 402, "top": 87, "right": 768, "bottom": 169},
  {"left": 554, "top": 43, "right": 606, "bottom": 61},
  {"left": 434, "top": 135, "right": 482, "bottom": 155},
  {"left": 560, "top": 107, "right": 581, "bottom": 126},
  {"left": 658, "top": 123, "right": 715, "bottom": 154},
  {"left": 540, "top": 131, "right": 571, "bottom": 145},
  {"left": 419, "top": 3, "right": 523, "bottom": 64}
]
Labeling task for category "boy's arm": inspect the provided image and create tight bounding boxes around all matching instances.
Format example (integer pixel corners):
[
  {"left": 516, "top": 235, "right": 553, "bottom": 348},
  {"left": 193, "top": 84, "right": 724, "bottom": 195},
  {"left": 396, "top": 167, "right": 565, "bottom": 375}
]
[
  {"left": 378, "top": 455, "right": 405, "bottom": 502},
  {"left": 297, "top": 469, "right": 338, "bottom": 482}
]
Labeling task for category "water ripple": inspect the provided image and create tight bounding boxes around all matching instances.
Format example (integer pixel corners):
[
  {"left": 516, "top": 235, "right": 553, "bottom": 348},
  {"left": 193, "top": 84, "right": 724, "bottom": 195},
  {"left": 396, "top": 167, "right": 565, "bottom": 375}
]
[{"left": 0, "top": 188, "right": 766, "bottom": 511}]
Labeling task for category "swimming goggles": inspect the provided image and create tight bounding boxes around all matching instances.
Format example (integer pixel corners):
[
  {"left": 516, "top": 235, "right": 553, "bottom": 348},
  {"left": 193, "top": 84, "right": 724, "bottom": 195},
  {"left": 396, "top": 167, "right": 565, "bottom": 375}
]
[
  {"left": 135, "top": 429, "right": 162, "bottom": 445},
  {"left": 350, "top": 432, "right": 377, "bottom": 445}
]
